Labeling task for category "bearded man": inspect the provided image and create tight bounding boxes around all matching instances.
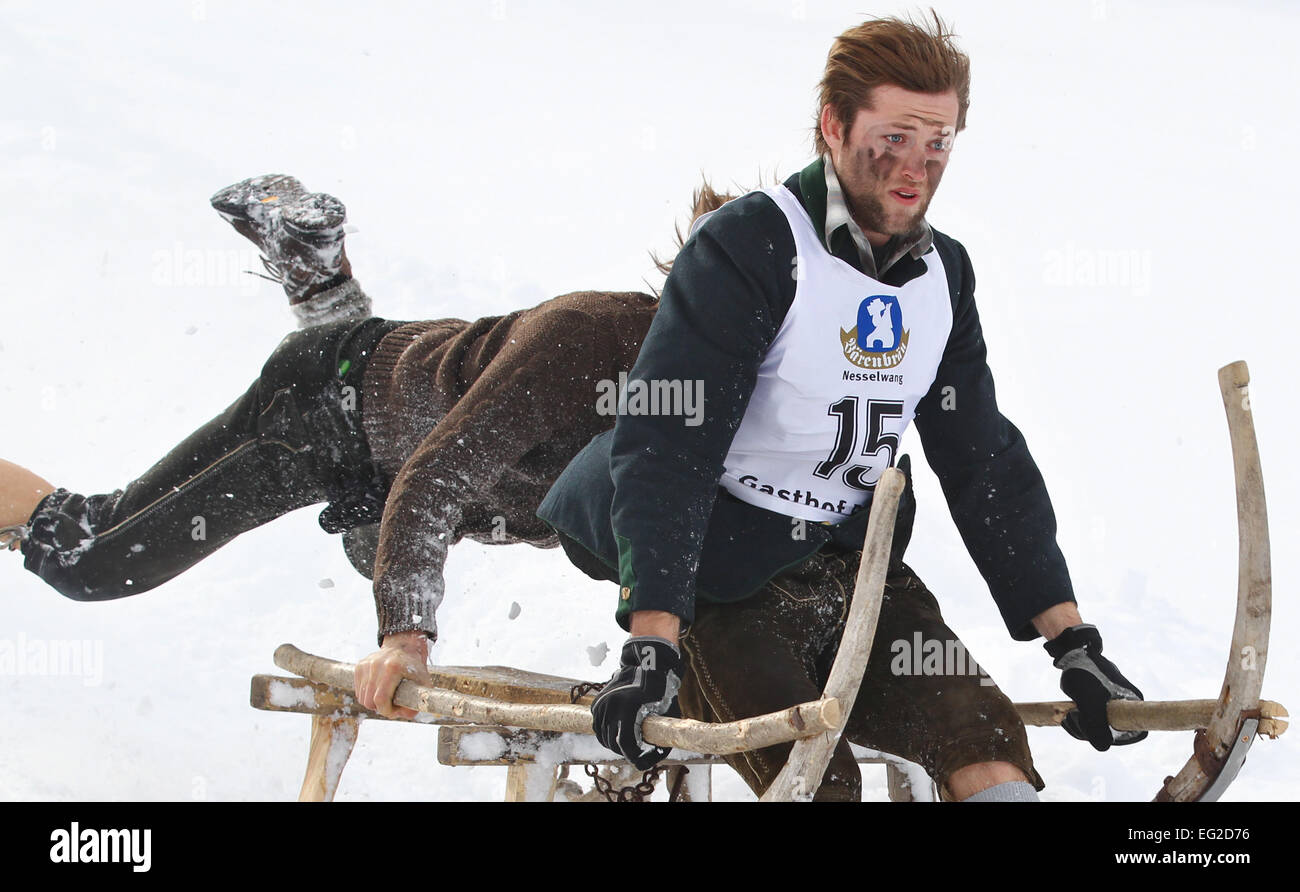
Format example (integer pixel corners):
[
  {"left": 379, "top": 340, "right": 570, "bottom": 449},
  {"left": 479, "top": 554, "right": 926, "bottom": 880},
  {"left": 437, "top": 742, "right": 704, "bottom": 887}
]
[{"left": 539, "top": 13, "right": 1147, "bottom": 801}]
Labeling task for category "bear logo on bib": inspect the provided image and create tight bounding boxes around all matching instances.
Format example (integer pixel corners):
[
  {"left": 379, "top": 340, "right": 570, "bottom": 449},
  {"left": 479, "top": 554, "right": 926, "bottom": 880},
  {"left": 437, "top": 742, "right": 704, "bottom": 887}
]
[{"left": 841, "top": 294, "right": 909, "bottom": 369}]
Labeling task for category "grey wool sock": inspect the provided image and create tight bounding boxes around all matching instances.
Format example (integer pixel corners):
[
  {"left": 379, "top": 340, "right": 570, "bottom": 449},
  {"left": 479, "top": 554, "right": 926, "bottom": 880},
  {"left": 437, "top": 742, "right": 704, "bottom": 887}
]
[
  {"left": 292, "top": 279, "right": 373, "bottom": 329},
  {"left": 962, "top": 781, "right": 1040, "bottom": 802}
]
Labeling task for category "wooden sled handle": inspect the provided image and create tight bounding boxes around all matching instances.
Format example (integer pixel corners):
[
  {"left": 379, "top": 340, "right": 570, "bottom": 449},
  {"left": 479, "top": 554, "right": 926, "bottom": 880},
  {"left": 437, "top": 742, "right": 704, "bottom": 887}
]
[
  {"left": 1019, "top": 699, "right": 1288, "bottom": 737},
  {"left": 761, "top": 466, "right": 904, "bottom": 801},
  {"left": 273, "top": 643, "right": 840, "bottom": 756}
]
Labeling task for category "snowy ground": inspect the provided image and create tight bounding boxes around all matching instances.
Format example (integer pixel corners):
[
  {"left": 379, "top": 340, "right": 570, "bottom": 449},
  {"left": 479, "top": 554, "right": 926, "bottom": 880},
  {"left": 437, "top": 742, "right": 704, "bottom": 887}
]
[{"left": 2, "top": 0, "right": 1295, "bottom": 803}]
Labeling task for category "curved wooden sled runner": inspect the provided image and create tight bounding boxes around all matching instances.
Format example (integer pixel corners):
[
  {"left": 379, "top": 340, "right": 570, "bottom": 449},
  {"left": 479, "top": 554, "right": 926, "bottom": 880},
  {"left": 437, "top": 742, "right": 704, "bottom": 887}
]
[{"left": 1150, "top": 361, "right": 1283, "bottom": 800}]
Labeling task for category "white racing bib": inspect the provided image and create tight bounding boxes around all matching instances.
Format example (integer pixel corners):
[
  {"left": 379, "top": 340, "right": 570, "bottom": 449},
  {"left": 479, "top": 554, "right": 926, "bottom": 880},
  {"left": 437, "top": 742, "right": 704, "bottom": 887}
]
[{"left": 719, "top": 185, "right": 953, "bottom": 523}]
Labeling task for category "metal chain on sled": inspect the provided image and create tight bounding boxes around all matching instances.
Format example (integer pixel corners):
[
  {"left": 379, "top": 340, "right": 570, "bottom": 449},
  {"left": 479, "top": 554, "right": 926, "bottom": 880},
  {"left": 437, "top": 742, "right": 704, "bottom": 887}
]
[
  {"left": 583, "top": 763, "right": 661, "bottom": 802},
  {"left": 569, "top": 680, "right": 605, "bottom": 702},
  {"left": 581, "top": 763, "right": 690, "bottom": 802}
]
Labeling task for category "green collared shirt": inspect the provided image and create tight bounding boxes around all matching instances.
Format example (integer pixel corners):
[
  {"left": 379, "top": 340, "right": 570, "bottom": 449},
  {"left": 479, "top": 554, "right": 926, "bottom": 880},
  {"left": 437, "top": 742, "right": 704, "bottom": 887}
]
[{"left": 799, "top": 155, "right": 933, "bottom": 279}]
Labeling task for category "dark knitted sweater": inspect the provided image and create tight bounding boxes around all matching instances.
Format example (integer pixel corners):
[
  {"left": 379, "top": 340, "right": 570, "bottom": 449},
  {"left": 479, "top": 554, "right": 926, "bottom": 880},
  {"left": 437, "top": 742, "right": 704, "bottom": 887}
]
[{"left": 360, "top": 290, "right": 656, "bottom": 642}]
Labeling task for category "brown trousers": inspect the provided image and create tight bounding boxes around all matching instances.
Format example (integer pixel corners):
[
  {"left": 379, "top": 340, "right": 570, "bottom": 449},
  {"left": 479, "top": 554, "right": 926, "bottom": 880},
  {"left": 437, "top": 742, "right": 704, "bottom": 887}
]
[{"left": 677, "top": 551, "right": 1044, "bottom": 800}]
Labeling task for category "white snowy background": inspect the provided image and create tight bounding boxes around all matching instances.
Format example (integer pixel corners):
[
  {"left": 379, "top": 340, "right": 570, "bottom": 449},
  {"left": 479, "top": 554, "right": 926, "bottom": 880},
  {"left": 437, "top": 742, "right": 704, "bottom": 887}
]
[{"left": 1, "top": 0, "right": 1295, "bottom": 803}]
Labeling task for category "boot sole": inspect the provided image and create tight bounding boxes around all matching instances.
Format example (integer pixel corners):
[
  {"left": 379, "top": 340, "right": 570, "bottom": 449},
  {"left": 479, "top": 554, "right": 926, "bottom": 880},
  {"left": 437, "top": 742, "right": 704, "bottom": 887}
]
[
  {"left": 210, "top": 174, "right": 306, "bottom": 223},
  {"left": 282, "top": 192, "right": 347, "bottom": 243}
]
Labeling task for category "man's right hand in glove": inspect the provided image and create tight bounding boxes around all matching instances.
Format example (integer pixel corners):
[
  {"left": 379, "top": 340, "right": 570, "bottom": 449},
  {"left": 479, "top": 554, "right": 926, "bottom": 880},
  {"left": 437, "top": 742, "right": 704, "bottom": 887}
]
[
  {"left": 591, "top": 635, "right": 683, "bottom": 770},
  {"left": 354, "top": 630, "right": 433, "bottom": 720}
]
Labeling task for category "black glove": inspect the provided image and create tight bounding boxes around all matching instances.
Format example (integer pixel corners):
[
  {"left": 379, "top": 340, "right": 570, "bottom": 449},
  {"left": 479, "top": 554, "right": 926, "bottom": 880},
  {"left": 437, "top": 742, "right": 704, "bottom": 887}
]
[
  {"left": 1044, "top": 624, "right": 1147, "bottom": 751},
  {"left": 591, "top": 636, "right": 683, "bottom": 770}
]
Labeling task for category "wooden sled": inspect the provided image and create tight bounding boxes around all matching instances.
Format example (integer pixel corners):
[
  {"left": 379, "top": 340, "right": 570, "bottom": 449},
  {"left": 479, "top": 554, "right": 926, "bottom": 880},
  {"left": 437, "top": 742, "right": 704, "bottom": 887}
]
[
  {"left": 252, "top": 463, "right": 918, "bottom": 801},
  {"left": 250, "top": 361, "right": 1286, "bottom": 801},
  {"left": 249, "top": 667, "right": 934, "bottom": 801}
]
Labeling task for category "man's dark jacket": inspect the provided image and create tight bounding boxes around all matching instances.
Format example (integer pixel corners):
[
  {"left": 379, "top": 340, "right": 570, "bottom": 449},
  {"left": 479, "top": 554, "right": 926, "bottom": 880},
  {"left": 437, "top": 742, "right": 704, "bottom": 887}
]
[{"left": 538, "top": 159, "right": 1074, "bottom": 641}]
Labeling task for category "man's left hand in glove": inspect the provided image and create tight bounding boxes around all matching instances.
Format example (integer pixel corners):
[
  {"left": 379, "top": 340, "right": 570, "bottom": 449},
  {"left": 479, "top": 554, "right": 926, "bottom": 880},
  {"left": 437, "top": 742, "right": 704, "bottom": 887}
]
[{"left": 1045, "top": 623, "right": 1148, "bottom": 751}]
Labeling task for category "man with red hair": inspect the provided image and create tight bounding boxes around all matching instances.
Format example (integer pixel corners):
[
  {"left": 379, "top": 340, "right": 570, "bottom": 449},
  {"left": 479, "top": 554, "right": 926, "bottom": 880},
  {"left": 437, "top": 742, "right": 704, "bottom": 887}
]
[{"left": 541, "top": 13, "right": 1146, "bottom": 801}]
